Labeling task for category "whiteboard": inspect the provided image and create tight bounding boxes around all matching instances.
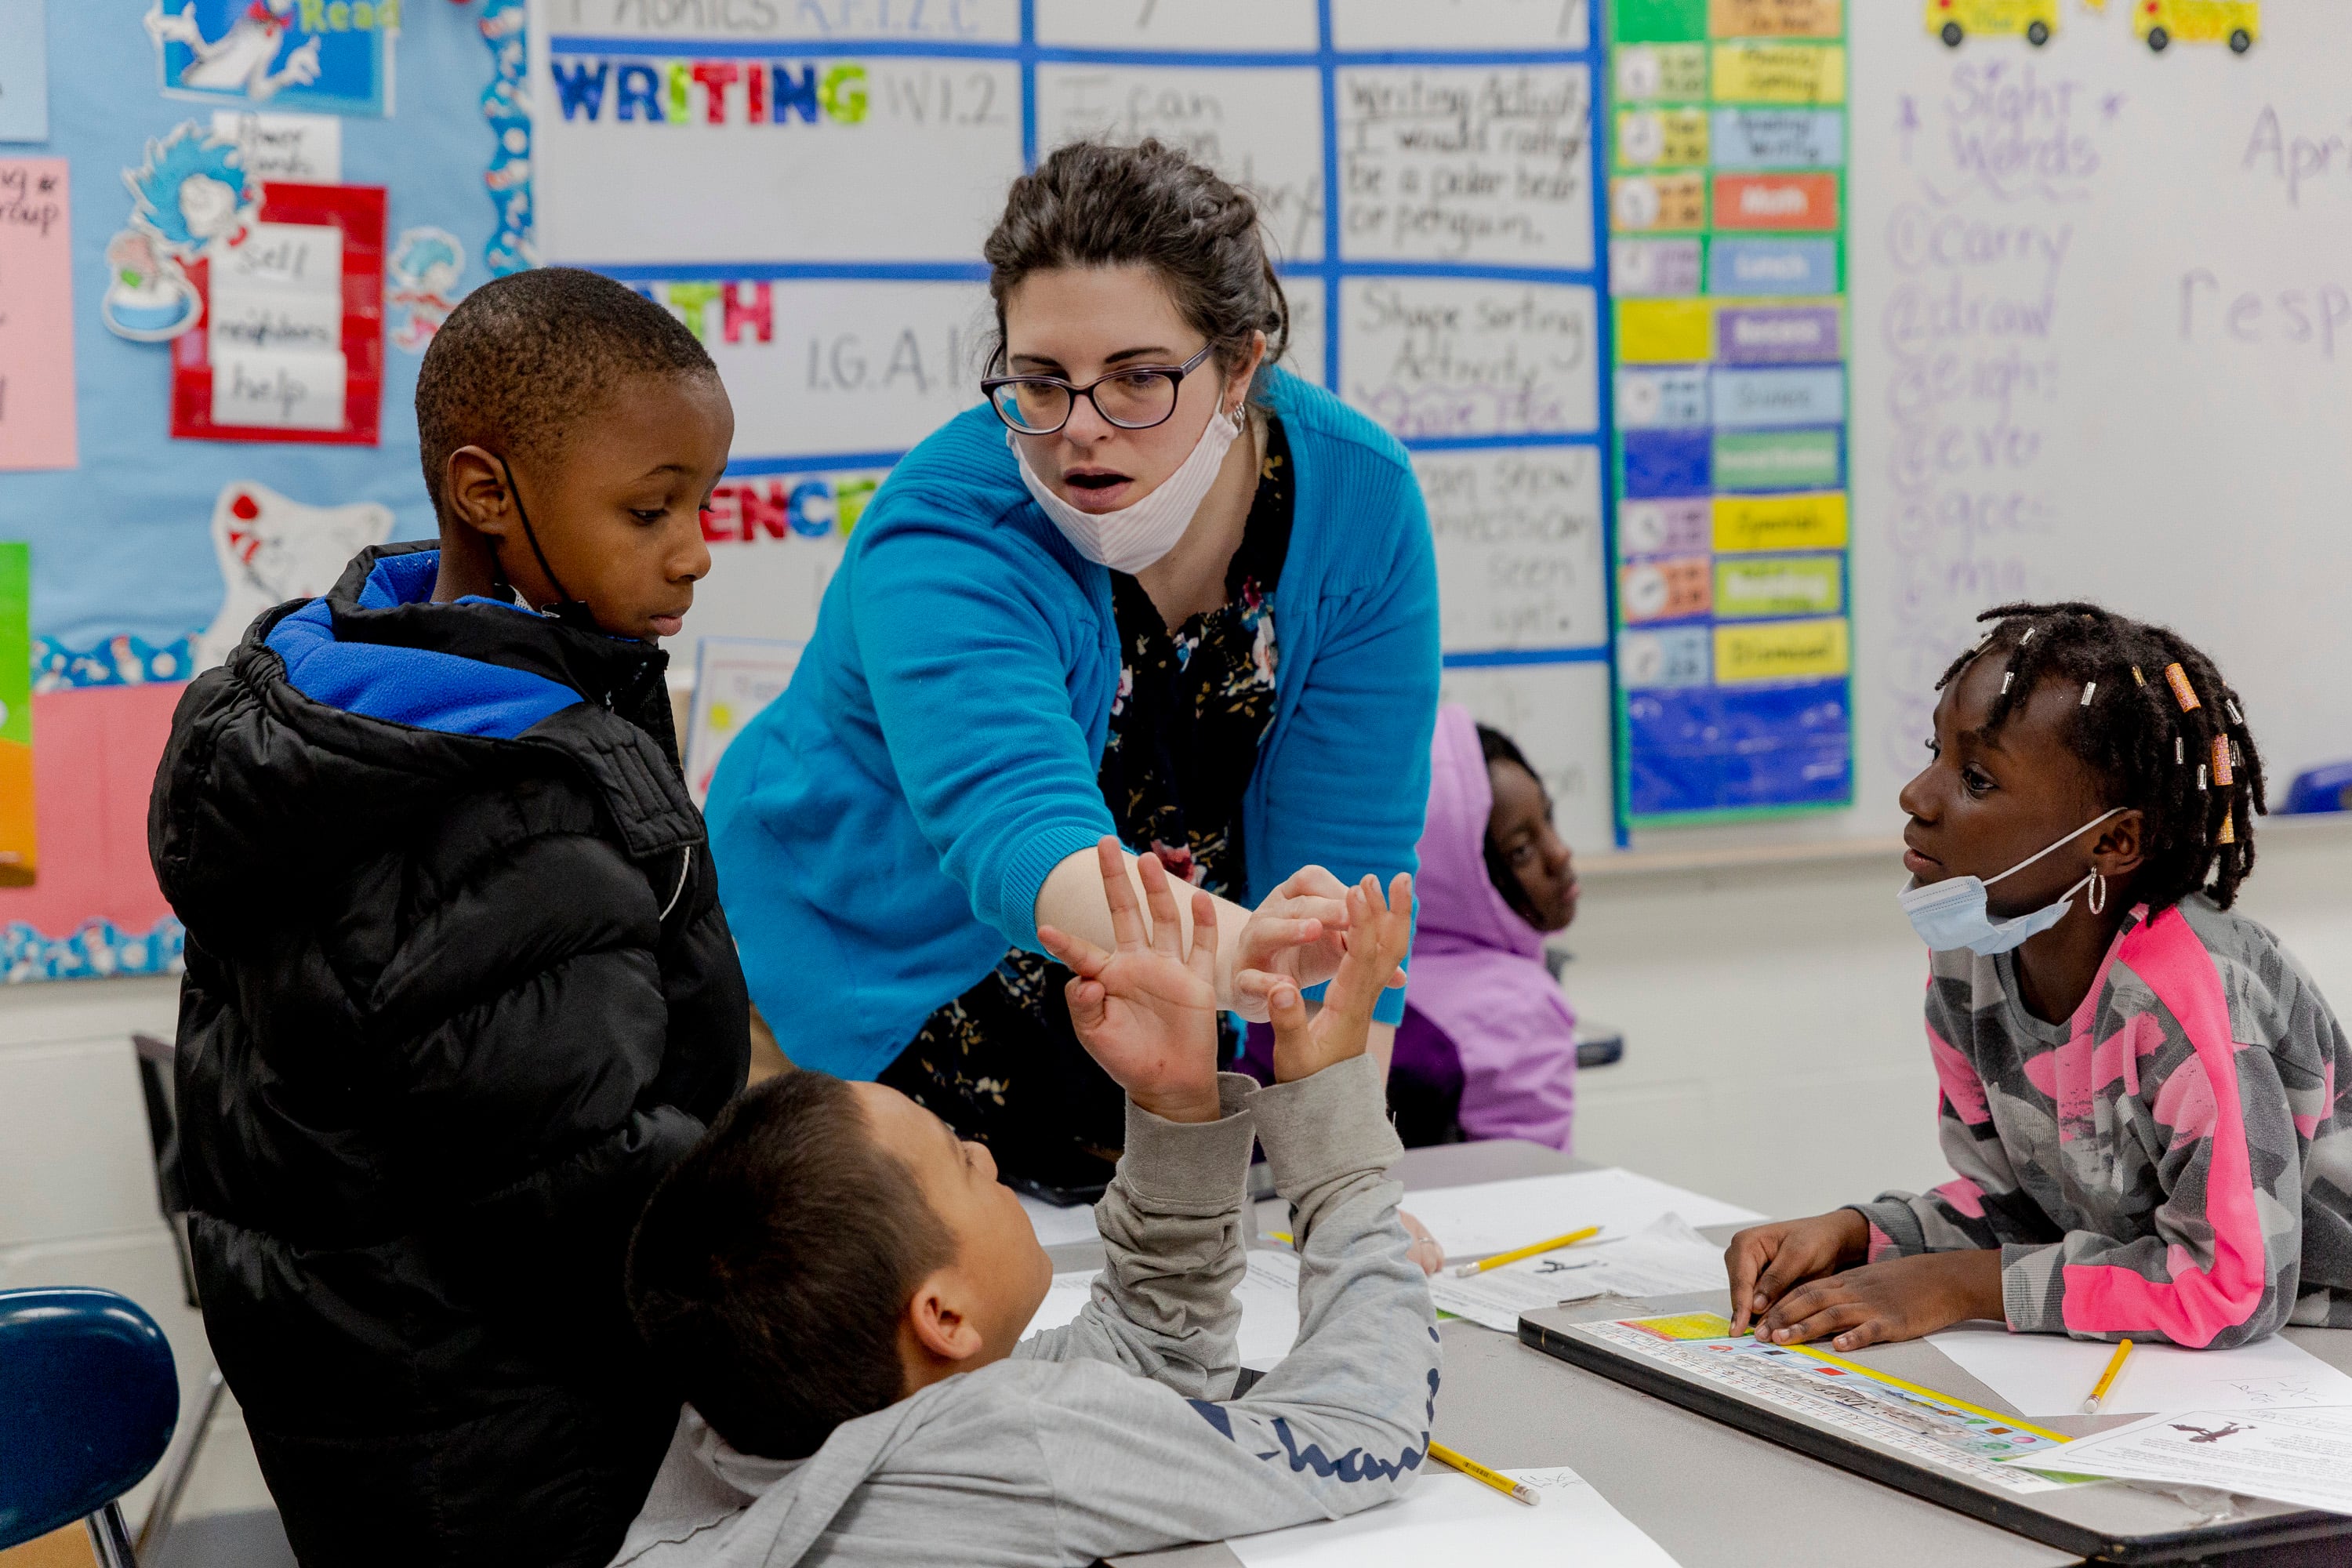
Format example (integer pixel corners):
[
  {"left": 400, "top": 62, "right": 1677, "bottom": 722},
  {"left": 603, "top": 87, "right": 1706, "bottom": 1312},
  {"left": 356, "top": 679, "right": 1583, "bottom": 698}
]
[
  {"left": 1839, "top": 1, "right": 2352, "bottom": 848},
  {"left": 528, "top": 0, "right": 1622, "bottom": 855}
]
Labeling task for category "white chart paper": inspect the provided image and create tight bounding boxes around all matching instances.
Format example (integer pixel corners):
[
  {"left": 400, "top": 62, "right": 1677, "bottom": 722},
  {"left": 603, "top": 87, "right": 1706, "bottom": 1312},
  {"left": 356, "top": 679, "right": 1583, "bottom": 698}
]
[
  {"left": 1430, "top": 1213, "right": 1727, "bottom": 1333},
  {"left": 1227, "top": 1467, "right": 1679, "bottom": 1568},
  {"left": 1931, "top": 1326, "right": 2352, "bottom": 1420},
  {"left": 1400, "top": 1167, "right": 1762, "bottom": 1261},
  {"left": 2016, "top": 1406, "right": 2352, "bottom": 1516}
]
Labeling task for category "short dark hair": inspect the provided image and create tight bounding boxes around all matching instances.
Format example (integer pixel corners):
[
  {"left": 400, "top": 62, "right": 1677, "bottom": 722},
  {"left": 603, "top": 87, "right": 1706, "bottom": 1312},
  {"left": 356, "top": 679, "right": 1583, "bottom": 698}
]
[
  {"left": 982, "top": 138, "right": 1290, "bottom": 389},
  {"left": 626, "top": 1073, "right": 953, "bottom": 1460},
  {"left": 414, "top": 267, "right": 717, "bottom": 519},
  {"left": 1936, "top": 601, "right": 2265, "bottom": 911}
]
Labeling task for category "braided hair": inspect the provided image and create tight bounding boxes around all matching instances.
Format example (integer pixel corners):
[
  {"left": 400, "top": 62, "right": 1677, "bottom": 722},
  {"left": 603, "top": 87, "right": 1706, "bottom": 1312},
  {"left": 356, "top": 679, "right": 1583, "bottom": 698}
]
[{"left": 1935, "top": 602, "right": 2264, "bottom": 911}]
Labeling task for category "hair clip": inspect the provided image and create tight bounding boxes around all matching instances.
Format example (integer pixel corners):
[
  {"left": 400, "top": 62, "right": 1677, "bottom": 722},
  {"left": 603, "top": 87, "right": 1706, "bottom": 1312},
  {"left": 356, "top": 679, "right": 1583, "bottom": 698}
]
[
  {"left": 2020, "top": 626, "right": 2036, "bottom": 643},
  {"left": 2132, "top": 666, "right": 2147, "bottom": 686},
  {"left": 2000, "top": 670, "right": 2015, "bottom": 694},
  {"left": 2079, "top": 682, "right": 2097, "bottom": 706},
  {"left": 2231, "top": 738, "right": 2245, "bottom": 770},
  {"left": 2165, "top": 662, "right": 2201, "bottom": 713},
  {"left": 2226, "top": 697, "right": 2245, "bottom": 726},
  {"left": 2199, "top": 764, "right": 2209, "bottom": 792},
  {"left": 2212, "top": 735, "right": 2234, "bottom": 787},
  {"left": 2176, "top": 736, "right": 2185, "bottom": 764},
  {"left": 2220, "top": 810, "right": 2236, "bottom": 845}
]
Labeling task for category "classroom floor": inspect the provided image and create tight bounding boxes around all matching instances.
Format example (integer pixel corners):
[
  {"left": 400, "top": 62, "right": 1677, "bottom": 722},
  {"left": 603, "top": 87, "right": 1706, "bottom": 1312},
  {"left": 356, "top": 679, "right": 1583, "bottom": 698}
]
[{"left": 0, "top": 1511, "right": 295, "bottom": 1568}]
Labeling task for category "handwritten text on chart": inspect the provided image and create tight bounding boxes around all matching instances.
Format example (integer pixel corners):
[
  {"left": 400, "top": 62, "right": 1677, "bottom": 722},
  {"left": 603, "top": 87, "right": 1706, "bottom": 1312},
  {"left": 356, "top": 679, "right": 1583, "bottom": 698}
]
[
  {"left": 0, "top": 159, "right": 75, "bottom": 472},
  {"left": 1875, "top": 64, "right": 2117, "bottom": 775},
  {"left": 1418, "top": 448, "right": 1606, "bottom": 652},
  {"left": 1036, "top": 67, "right": 1324, "bottom": 260},
  {"left": 1338, "top": 67, "right": 1595, "bottom": 267},
  {"left": 1344, "top": 278, "right": 1597, "bottom": 440},
  {"left": 543, "top": 1, "right": 1022, "bottom": 42}
]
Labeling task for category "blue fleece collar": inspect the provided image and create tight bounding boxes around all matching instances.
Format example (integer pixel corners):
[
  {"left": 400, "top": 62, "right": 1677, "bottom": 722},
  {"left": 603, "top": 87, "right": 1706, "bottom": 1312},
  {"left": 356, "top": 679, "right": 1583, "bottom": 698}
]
[{"left": 267, "top": 550, "right": 586, "bottom": 740}]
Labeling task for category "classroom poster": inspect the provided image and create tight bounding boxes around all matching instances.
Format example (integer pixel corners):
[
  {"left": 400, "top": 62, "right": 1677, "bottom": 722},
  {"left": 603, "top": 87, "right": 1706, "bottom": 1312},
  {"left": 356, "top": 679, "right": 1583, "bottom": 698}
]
[
  {"left": 147, "top": 0, "right": 401, "bottom": 119},
  {"left": 0, "top": 0, "right": 49, "bottom": 143},
  {"left": 0, "top": 543, "right": 32, "bottom": 887},
  {"left": 1607, "top": 0, "right": 1853, "bottom": 824},
  {"left": 0, "top": 158, "right": 76, "bottom": 471},
  {"left": 526, "top": 0, "right": 1620, "bottom": 851}
]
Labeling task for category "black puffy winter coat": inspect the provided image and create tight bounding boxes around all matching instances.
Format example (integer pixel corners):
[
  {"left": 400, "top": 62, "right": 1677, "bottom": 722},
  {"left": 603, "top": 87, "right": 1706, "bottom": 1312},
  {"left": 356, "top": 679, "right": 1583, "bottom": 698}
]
[{"left": 149, "top": 543, "right": 749, "bottom": 1567}]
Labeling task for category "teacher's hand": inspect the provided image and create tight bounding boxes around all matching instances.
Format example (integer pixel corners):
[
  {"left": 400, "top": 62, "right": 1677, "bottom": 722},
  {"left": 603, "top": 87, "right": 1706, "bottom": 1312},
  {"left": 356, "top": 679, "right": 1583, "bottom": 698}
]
[{"left": 1227, "top": 865, "right": 1357, "bottom": 1022}]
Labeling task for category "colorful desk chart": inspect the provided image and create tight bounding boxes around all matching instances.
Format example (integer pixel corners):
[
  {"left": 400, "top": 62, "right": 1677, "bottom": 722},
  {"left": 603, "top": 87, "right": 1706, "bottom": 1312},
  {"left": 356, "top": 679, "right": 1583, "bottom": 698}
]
[
  {"left": 1606, "top": 0, "right": 1851, "bottom": 825},
  {"left": 527, "top": 0, "right": 1621, "bottom": 851}
]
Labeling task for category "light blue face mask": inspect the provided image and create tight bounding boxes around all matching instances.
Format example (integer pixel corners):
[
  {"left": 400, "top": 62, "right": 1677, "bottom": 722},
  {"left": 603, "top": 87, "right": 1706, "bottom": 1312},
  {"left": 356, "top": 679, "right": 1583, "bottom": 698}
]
[{"left": 1897, "top": 808, "right": 2126, "bottom": 956}]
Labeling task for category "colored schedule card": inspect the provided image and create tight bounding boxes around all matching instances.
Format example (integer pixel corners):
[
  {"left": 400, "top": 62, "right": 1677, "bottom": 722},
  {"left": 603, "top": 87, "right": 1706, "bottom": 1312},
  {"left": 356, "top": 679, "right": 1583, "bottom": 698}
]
[
  {"left": 0, "top": 158, "right": 75, "bottom": 471},
  {"left": 0, "top": 0, "right": 47, "bottom": 143}
]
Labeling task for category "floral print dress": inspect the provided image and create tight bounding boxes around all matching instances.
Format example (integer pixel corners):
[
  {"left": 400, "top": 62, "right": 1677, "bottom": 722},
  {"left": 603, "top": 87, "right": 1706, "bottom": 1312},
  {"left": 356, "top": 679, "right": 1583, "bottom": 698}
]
[{"left": 878, "top": 417, "right": 1295, "bottom": 1193}]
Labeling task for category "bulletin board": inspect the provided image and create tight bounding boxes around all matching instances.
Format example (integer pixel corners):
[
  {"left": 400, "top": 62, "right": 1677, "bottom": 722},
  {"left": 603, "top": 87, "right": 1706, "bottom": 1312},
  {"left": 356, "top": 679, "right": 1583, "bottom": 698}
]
[{"left": 0, "top": 1, "right": 521, "bottom": 980}]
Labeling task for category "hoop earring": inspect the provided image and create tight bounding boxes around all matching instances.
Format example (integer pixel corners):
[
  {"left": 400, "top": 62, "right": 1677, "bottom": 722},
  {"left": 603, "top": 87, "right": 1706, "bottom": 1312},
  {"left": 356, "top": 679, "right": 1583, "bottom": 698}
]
[{"left": 2088, "top": 871, "right": 2107, "bottom": 915}]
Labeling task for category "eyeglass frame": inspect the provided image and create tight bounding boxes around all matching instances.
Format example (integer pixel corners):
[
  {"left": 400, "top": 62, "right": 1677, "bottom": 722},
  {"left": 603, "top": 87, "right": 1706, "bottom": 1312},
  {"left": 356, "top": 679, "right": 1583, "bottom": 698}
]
[{"left": 979, "top": 343, "right": 1221, "bottom": 437}]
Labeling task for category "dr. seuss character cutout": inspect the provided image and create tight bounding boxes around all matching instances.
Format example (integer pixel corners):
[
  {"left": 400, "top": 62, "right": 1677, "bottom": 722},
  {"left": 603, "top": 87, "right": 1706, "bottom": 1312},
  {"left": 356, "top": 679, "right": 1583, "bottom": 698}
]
[
  {"left": 199, "top": 481, "right": 394, "bottom": 670},
  {"left": 387, "top": 226, "right": 464, "bottom": 350},
  {"left": 103, "top": 122, "right": 257, "bottom": 342},
  {"left": 146, "top": 0, "right": 401, "bottom": 118}
]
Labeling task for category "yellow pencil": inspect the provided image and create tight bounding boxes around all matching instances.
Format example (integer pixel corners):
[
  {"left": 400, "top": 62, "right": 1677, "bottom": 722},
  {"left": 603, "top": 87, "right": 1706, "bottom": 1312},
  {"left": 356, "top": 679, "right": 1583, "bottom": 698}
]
[
  {"left": 1266, "top": 1231, "right": 1294, "bottom": 1247},
  {"left": 1446, "top": 1225, "right": 1601, "bottom": 1278},
  {"left": 2082, "top": 1338, "right": 2135, "bottom": 1415},
  {"left": 1428, "top": 1442, "right": 1540, "bottom": 1507}
]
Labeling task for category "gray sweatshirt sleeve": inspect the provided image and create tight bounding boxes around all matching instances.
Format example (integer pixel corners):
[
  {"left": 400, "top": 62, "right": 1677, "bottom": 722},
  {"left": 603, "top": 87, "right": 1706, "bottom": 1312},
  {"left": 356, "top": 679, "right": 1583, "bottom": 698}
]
[
  {"left": 1013, "top": 1072, "right": 1258, "bottom": 1400},
  {"left": 1027, "top": 1054, "right": 1439, "bottom": 1562}
]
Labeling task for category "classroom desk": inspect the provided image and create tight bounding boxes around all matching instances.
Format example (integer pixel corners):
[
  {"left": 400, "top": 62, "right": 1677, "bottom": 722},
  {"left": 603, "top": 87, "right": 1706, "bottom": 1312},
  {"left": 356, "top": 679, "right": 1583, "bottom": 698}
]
[{"left": 1097, "top": 1138, "right": 2350, "bottom": 1568}]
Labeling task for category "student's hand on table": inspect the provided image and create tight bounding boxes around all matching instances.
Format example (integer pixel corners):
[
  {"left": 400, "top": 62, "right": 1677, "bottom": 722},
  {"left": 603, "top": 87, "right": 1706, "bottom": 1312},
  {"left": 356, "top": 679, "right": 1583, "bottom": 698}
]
[
  {"left": 1040, "top": 840, "right": 1223, "bottom": 1126},
  {"left": 1399, "top": 1210, "right": 1444, "bottom": 1276},
  {"left": 1751, "top": 1249, "right": 2005, "bottom": 1352},
  {"left": 1229, "top": 866, "right": 1384, "bottom": 1023},
  {"left": 1724, "top": 1209, "right": 1869, "bottom": 1335},
  {"left": 1262, "top": 873, "right": 1414, "bottom": 1083}
]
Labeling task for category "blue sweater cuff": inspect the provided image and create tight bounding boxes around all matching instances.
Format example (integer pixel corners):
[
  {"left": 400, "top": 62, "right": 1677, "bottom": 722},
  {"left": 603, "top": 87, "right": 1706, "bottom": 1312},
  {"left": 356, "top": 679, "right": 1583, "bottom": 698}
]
[
  {"left": 1000, "top": 821, "right": 1118, "bottom": 952},
  {"left": 1301, "top": 975, "right": 1410, "bottom": 1025}
]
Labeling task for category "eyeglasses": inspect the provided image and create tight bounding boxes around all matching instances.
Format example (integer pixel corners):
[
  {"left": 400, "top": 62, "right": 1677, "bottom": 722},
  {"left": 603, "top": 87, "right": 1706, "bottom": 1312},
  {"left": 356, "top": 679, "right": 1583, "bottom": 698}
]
[{"left": 981, "top": 344, "right": 1216, "bottom": 436}]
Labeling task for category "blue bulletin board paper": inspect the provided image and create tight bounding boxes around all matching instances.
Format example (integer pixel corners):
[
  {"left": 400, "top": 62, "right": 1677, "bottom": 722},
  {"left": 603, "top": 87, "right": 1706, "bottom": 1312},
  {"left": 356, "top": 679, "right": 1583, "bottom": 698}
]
[{"left": 0, "top": 0, "right": 49, "bottom": 143}]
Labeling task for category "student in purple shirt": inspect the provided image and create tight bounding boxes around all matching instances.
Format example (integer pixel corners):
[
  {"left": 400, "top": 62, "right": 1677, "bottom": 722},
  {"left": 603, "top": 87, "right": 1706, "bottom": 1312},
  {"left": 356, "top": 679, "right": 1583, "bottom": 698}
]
[{"left": 1247, "top": 703, "right": 1581, "bottom": 1149}]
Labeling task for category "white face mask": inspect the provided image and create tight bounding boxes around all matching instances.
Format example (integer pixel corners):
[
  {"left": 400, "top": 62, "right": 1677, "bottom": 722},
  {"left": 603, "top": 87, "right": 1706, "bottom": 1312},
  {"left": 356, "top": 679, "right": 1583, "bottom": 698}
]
[
  {"left": 1897, "top": 807, "right": 2127, "bottom": 956},
  {"left": 1007, "top": 397, "right": 1246, "bottom": 575}
]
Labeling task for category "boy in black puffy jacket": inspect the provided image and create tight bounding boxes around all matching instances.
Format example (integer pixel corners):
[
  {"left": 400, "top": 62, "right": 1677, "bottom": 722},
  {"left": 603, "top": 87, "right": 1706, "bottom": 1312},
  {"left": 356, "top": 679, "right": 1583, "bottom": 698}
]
[{"left": 149, "top": 269, "right": 750, "bottom": 1568}]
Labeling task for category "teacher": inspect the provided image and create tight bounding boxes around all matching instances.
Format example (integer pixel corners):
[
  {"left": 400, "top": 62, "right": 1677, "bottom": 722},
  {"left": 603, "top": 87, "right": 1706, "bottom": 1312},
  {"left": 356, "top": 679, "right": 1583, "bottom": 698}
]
[{"left": 706, "top": 138, "right": 1440, "bottom": 1193}]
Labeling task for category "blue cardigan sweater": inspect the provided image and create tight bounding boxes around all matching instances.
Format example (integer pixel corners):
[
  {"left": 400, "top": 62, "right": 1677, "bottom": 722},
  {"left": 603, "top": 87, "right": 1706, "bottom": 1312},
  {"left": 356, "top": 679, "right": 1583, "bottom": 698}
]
[{"left": 706, "top": 368, "right": 1441, "bottom": 1079}]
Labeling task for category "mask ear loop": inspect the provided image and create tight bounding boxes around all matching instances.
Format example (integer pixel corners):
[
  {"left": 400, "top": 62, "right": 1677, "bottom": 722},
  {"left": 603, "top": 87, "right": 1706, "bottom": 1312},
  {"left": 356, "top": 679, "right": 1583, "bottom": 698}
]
[{"left": 495, "top": 455, "right": 601, "bottom": 632}]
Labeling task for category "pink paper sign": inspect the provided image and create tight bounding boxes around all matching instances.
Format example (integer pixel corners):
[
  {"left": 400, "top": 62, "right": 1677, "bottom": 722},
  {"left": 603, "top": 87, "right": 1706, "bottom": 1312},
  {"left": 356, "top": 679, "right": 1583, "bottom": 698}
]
[{"left": 0, "top": 158, "right": 76, "bottom": 471}]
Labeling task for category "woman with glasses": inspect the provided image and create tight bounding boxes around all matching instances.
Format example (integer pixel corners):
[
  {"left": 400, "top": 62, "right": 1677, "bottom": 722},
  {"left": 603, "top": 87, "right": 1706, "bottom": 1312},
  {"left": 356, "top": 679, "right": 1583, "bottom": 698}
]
[{"left": 706, "top": 140, "right": 1441, "bottom": 1229}]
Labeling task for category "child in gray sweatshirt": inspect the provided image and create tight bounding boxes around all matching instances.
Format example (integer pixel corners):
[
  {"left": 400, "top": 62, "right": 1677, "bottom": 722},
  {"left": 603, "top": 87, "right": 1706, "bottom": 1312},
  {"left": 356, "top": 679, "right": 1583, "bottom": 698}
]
[{"left": 614, "top": 846, "right": 1439, "bottom": 1567}]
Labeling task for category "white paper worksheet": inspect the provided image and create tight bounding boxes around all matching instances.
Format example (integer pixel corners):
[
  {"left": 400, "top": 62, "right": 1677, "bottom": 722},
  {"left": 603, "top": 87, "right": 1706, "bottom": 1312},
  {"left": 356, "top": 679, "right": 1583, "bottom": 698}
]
[
  {"left": 1401, "top": 1167, "right": 1762, "bottom": 1260},
  {"left": 1225, "top": 1467, "right": 1682, "bottom": 1567},
  {"left": 1017, "top": 1192, "right": 1102, "bottom": 1247},
  {"left": 1430, "top": 1213, "right": 1729, "bottom": 1333},
  {"left": 1021, "top": 1250, "right": 1303, "bottom": 1369},
  {"left": 2016, "top": 1406, "right": 2352, "bottom": 1515},
  {"left": 1930, "top": 1326, "right": 2352, "bottom": 1418}
]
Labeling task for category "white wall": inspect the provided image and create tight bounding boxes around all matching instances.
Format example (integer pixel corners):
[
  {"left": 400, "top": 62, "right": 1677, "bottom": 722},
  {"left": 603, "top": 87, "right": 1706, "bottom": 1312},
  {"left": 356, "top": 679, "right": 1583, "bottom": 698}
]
[
  {"left": 6, "top": 815, "right": 2349, "bottom": 1525},
  {"left": 0, "top": 974, "right": 276, "bottom": 1522}
]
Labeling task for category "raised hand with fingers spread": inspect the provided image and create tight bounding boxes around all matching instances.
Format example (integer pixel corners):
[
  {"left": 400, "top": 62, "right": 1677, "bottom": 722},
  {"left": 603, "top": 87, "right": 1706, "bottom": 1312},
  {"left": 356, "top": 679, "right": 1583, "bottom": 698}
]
[
  {"left": 1038, "top": 837, "right": 1225, "bottom": 1126},
  {"left": 1261, "top": 873, "right": 1415, "bottom": 1085}
]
